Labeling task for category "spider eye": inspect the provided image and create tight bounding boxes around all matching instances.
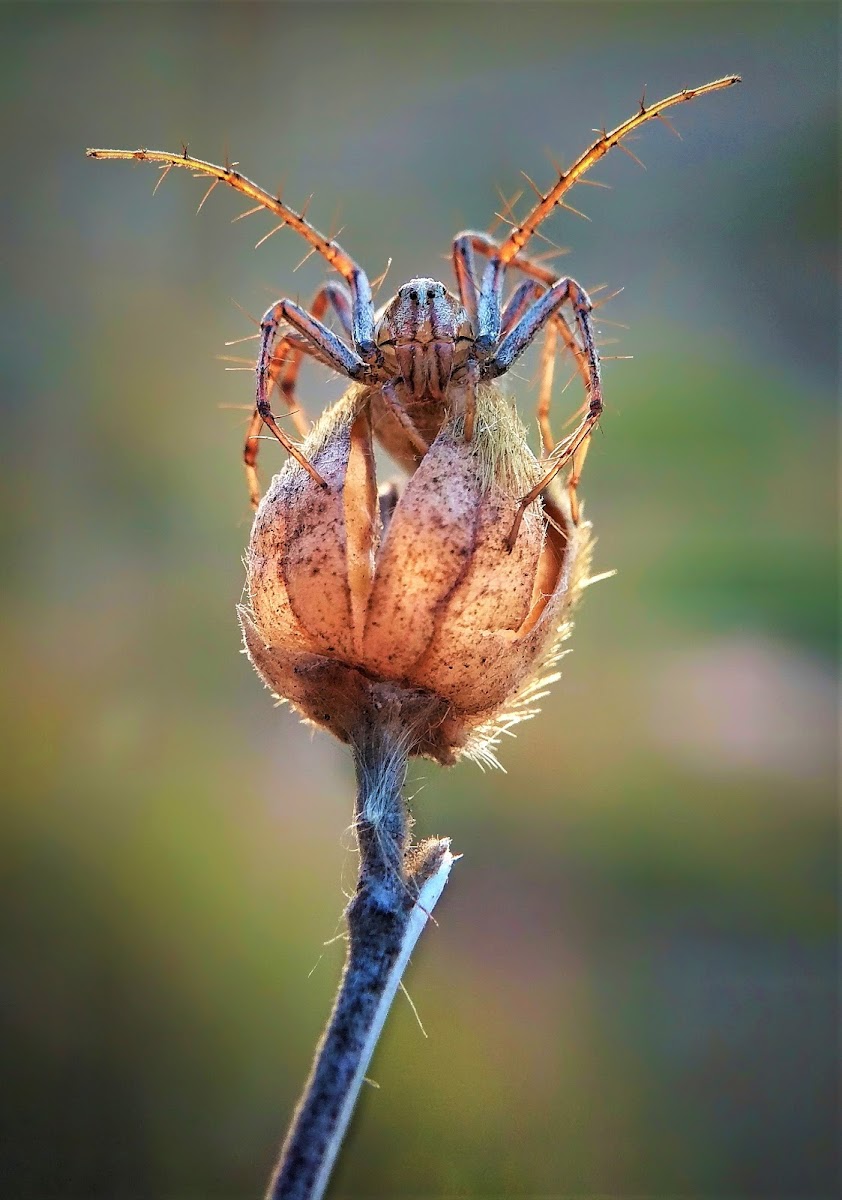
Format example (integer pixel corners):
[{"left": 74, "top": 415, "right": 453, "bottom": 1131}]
[{"left": 426, "top": 287, "right": 436, "bottom": 300}]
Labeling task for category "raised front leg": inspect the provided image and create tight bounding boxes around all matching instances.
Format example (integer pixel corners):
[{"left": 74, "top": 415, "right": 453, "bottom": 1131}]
[
  {"left": 488, "top": 77, "right": 740, "bottom": 266},
  {"left": 87, "top": 147, "right": 381, "bottom": 360}
]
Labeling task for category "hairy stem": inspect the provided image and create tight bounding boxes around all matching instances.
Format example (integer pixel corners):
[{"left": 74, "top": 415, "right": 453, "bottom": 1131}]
[{"left": 266, "top": 717, "right": 454, "bottom": 1200}]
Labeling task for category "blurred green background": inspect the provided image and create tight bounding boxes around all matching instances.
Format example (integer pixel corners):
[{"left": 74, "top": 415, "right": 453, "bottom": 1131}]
[{"left": 1, "top": 3, "right": 837, "bottom": 1198}]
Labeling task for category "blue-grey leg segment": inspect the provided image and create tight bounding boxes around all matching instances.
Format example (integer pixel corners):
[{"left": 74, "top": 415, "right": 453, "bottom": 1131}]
[
  {"left": 318, "top": 281, "right": 354, "bottom": 339},
  {"left": 499, "top": 279, "right": 543, "bottom": 339},
  {"left": 452, "top": 232, "right": 481, "bottom": 324},
  {"left": 483, "top": 277, "right": 596, "bottom": 381},
  {"left": 349, "top": 267, "right": 378, "bottom": 364},
  {"left": 475, "top": 258, "right": 505, "bottom": 352},
  {"left": 258, "top": 298, "right": 369, "bottom": 414}
]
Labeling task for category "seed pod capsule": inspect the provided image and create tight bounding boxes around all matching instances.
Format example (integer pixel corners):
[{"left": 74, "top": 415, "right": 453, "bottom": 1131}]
[{"left": 240, "top": 385, "right": 592, "bottom": 766}]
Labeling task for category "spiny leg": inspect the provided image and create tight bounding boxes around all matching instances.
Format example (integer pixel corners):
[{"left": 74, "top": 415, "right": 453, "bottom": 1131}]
[
  {"left": 456, "top": 230, "right": 591, "bottom": 398},
  {"left": 505, "top": 412, "right": 597, "bottom": 550},
  {"left": 511, "top": 309, "right": 595, "bottom": 505},
  {"left": 493, "top": 74, "right": 743, "bottom": 544},
  {"left": 499, "top": 274, "right": 574, "bottom": 454},
  {"left": 564, "top": 430, "right": 592, "bottom": 523},
  {"left": 537, "top": 318, "right": 558, "bottom": 455},
  {"left": 247, "top": 295, "right": 368, "bottom": 501},
  {"left": 257, "top": 295, "right": 368, "bottom": 414},
  {"left": 263, "top": 285, "right": 353, "bottom": 435},
  {"left": 244, "top": 334, "right": 337, "bottom": 507},
  {"left": 455, "top": 230, "right": 560, "bottom": 328},
  {"left": 243, "top": 406, "right": 268, "bottom": 509},
  {"left": 86, "top": 146, "right": 380, "bottom": 362},
  {"left": 267, "top": 289, "right": 353, "bottom": 429},
  {"left": 248, "top": 356, "right": 326, "bottom": 501},
  {"left": 455, "top": 72, "right": 740, "bottom": 457},
  {"left": 491, "top": 76, "right": 740, "bottom": 266},
  {"left": 456, "top": 232, "right": 593, "bottom": 465},
  {"left": 500, "top": 279, "right": 543, "bottom": 339},
  {"left": 481, "top": 277, "right": 603, "bottom": 543},
  {"left": 453, "top": 231, "right": 587, "bottom": 449},
  {"left": 460, "top": 231, "right": 606, "bottom": 505},
  {"left": 244, "top": 282, "right": 354, "bottom": 506},
  {"left": 452, "top": 233, "right": 479, "bottom": 326},
  {"left": 484, "top": 277, "right": 600, "bottom": 398}
]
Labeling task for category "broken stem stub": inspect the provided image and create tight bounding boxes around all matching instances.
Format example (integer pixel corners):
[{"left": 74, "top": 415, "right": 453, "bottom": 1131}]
[{"left": 266, "top": 709, "right": 455, "bottom": 1200}]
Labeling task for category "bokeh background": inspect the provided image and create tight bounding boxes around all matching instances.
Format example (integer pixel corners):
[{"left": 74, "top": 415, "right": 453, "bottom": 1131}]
[{"left": 1, "top": 3, "right": 837, "bottom": 1198}]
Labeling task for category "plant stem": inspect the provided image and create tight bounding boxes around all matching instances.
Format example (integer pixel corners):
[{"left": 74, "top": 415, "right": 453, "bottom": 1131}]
[{"left": 265, "top": 718, "right": 454, "bottom": 1200}]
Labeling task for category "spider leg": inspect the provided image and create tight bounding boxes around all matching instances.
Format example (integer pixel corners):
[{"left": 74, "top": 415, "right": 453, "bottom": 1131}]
[
  {"left": 454, "top": 233, "right": 549, "bottom": 336},
  {"left": 475, "top": 256, "right": 506, "bottom": 353},
  {"left": 456, "top": 230, "right": 606, "bottom": 522},
  {"left": 497, "top": 277, "right": 566, "bottom": 453},
  {"left": 244, "top": 282, "right": 353, "bottom": 507},
  {"left": 482, "top": 276, "right": 602, "bottom": 542},
  {"left": 491, "top": 76, "right": 740, "bottom": 264},
  {"left": 505, "top": 414, "right": 596, "bottom": 550},
  {"left": 257, "top": 296, "right": 368, "bottom": 420},
  {"left": 86, "top": 147, "right": 380, "bottom": 363},
  {"left": 459, "top": 231, "right": 559, "bottom": 289},
  {"left": 270, "top": 282, "right": 353, "bottom": 418},
  {"left": 500, "top": 279, "right": 543, "bottom": 339},
  {"left": 458, "top": 230, "right": 591, "bottom": 399},
  {"left": 485, "top": 277, "right": 599, "bottom": 389},
  {"left": 452, "top": 232, "right": 479, "bottom": 325},
  {"left": 451, "top": 233, "right": 511, "bottom": 443},
  {"left": 246, "top": 389, "right": 326, "bottom": 500},
  {"left": 468, "top": 229, "right": 601, "bottom": 464},
  {"left": 564, "top": 430, "right": 592, "bottom": 522},
  {"left": 248, "top": 294, "right": 368, "bottom": 502},
  {"left": 537, "top": 318, "right": 558, "bottom": 455}
]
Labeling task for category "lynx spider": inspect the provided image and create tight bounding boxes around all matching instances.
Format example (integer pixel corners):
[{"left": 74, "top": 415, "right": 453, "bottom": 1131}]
[{"left": 88, "top": 76, "right": 739, "bottom": 548}]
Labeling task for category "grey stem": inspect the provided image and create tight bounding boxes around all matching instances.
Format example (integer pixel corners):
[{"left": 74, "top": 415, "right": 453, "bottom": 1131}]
[{"left": 265, "top": 718, "right": 454, "bottom": 1200}]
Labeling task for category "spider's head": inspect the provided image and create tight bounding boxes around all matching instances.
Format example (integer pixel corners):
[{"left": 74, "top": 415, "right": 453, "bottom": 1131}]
[{"left": 374, "top": 279, "right": 474, "bottom": 400}]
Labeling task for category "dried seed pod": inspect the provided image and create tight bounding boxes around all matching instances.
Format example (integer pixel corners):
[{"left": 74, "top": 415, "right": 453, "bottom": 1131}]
[{"left": 240, "top": 385, "right": 592, "bottom": 766}]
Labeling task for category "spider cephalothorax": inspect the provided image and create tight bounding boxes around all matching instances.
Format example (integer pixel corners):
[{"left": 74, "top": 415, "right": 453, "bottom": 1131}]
[{"left": 375, "top": 279, "right": 473, "bottom": 399}]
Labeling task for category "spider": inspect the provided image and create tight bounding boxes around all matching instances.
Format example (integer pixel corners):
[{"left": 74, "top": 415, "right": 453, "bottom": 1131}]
[{"left": 88, "top": 76, "right": 738, "bottom": 547}]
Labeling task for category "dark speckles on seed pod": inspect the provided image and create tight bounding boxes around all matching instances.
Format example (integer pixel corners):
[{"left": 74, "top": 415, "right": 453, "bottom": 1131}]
[{"left": 239, "top": 383, "right": 593, "bottom": 766}]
